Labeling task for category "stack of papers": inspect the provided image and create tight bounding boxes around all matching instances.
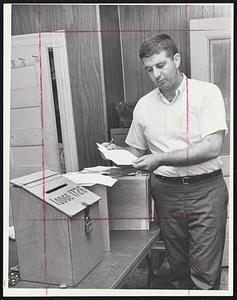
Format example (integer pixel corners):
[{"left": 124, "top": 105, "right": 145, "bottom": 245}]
[
  {"left": 82, "top": 166, "right": 120, "bottom": 173},
  {"left": 96, "top": 143, "right": 137, "bottom": 165},
  {"left": 63, "top": 172, "right": 117, "bottom": 187}
]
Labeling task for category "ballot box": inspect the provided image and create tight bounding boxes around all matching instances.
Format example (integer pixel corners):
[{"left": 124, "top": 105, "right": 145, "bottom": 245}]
[
  {"left": 107, "top": 172, "right": 151, "bottom": 230},
  {"left": 10, "top": 170, "right": 103, "bottom": 287},
  {"left": 62, "top": 171, "right": 113, "bottom": 252}
]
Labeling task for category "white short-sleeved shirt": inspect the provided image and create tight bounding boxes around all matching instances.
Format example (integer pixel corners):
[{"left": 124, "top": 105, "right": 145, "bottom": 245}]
[{"left": 125, "top": 74, "right": 228, "bottom": 177}]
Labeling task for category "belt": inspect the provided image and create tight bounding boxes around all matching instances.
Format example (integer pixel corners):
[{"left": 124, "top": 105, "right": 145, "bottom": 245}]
[{"left": 155, "top": 169, "right": 222, "bottom": 185}]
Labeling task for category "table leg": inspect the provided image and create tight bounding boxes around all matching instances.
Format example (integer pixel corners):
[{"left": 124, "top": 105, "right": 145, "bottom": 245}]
[{"left": 146, "top": 251, "right": 154, "bottom": 288}]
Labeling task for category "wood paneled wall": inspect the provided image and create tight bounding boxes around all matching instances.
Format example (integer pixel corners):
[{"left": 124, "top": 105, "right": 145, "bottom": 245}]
[
  {"left": 11, "top": 5, "right": 108, "bottom": 170},
  {"left": 118, "top": 4, "right": 232, "bottom": 102}
]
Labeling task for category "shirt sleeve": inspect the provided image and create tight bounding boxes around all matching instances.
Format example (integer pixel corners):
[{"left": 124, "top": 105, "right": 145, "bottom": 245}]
[
  {"left": 200, "top": 84, "right": 228, "bottom": 139},
  {"left": 125, "top": 103, "right": 148, "bottom": 150}
]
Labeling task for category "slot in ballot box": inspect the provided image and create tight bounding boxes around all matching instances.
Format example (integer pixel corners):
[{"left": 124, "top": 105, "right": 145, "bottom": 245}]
[{"left": 10, "top": 170, "right": 103, "bottom": 287}]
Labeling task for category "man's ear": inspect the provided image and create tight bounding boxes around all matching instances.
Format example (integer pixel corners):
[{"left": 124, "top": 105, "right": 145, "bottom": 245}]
[{"left": 173, "top": 53, "right": 181, "bottom": 68}]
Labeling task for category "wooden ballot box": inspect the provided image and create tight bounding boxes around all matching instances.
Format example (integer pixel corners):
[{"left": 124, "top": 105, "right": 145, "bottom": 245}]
[
  {"left": 10, "top": 170, "right": 103, "bottom": 286},
  {"left": 107, "top": 172, "right": 151, "bottom": 230}
]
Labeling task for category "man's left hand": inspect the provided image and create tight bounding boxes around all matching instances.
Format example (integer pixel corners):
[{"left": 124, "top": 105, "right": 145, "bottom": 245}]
[{"left": 132, "top": 154, "right": 161, "bottom": 172}]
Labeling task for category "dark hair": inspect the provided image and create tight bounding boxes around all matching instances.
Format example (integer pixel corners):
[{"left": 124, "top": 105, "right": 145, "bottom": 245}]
[{"left": 139, "top": 34, "right": 178, "bottom": 60}]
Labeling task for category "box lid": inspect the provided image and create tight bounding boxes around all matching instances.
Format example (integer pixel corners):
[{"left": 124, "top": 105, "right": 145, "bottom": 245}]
[
  {"left": 11, "top": 170, "right": 58, "bottom": 186},
  {"left": 10, "top": 170, "right": 101, "bottom": 217}
]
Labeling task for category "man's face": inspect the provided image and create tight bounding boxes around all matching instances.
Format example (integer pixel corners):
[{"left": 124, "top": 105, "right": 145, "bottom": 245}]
[{"left": 142, "top": 51, "right": 180, "bottom": 92}]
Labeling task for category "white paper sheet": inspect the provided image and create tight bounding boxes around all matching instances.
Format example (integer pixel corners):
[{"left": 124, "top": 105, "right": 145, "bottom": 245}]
[
  {"left": 63, "top": 172, "right": 117, "bottom": 187},
  {"left": 96, "top": 143, "right": 137, "bottom": 165},
  {"left": 83, "top": 166, "right": 120, "bottom": 173}
]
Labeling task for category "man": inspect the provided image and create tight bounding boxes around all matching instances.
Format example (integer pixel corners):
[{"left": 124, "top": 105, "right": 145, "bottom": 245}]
[{"left": 103, "top": 34, "right": 228, "bottom": 289}]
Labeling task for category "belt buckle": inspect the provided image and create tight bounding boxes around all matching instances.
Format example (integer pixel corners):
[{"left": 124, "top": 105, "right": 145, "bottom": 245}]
[{"left": 182, "top": 176, "right": 190, "bottom": 184}]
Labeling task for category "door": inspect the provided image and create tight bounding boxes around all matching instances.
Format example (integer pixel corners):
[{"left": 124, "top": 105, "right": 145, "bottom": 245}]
[
  {"left": 10, "top": 33, "right": 79, "bottom": 225},
  {"left": 11, "top": 35, "right": 60, "bottom": 179},
  {"left": 11, "top": 32, "right": 79, "bottom": 178},
  {"left": 190, "top": 17, "right": 232, "bottom": 267}
]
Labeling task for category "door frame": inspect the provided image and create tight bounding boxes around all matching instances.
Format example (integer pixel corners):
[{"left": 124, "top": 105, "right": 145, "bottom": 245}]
[
  {"left": 190, "top": 16, "right": 233, "bottom": 270},
  {"left": 11, "top": 32, "right": 79, "bottom": 172},
  {"left": 190, "top": 16, "right": 233, "bottom": 177},
  {"left": 190, "top": 17, "right": 232, "bottom": 82}
]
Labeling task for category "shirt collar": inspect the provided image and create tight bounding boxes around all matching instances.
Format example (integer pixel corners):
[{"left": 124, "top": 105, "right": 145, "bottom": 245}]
[{"left": 158, "top": 73, "right": 186, "bottom": 105}]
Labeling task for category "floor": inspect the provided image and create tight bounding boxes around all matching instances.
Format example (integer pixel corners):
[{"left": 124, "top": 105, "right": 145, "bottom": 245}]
[{"left": 121, "top": 256, "right": 229, "bottom": 290}]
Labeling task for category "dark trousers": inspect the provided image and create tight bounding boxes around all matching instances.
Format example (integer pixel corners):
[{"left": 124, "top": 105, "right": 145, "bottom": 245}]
[{"left": 151, "top": 174, "right": 228, "bottom": 290}]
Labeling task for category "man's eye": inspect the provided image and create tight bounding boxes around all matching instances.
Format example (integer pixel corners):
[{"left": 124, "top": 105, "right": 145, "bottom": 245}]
[{"left": 146, "top": 68, "right": 152, "bottom": 72}]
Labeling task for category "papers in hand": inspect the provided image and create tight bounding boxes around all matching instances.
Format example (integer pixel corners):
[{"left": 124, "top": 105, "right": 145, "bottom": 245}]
[
  {"left": 63, "top": 172, "right": 117, "bottom": 187},
  {"left": 96, "top": 143, "right": 137, "bottom": 166}
]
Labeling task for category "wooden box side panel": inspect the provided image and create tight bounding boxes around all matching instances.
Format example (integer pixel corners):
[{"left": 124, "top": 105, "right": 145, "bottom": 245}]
[
  {"left": 10, "top": 187, "right": 74, "bottom": 285},
  {"left": 69, "top": 202, "right": 103, "bottom": 285},
  {"left": 87, "top": 184, "right": 110, "bottom": 251},
  {"left": 107, "top": 175, "right": 151, "bottom": 230}
]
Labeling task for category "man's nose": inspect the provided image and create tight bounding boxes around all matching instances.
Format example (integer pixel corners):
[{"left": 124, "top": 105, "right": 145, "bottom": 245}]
[{"left": 153, "top": 67, "right": 161, "bottom": 78}]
